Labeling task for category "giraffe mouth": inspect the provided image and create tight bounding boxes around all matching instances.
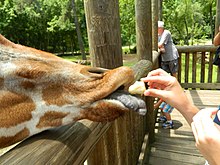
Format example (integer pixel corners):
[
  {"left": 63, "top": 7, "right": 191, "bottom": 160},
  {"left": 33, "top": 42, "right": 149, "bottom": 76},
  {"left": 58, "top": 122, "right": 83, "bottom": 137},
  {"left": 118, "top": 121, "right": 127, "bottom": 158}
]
[
  {"left": 84, "top": 66, "right": 147, "bottom": 116},
  {"left": 106, "top": 90, "right": 147, "bottom": 115}
]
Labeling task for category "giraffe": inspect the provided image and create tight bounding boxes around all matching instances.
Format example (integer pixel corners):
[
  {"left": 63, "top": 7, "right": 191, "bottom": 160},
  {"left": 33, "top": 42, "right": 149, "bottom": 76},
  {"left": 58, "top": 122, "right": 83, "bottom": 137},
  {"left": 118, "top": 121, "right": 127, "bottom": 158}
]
[{"left": 0, "top": 34, "right": 146, "bottom": 148}]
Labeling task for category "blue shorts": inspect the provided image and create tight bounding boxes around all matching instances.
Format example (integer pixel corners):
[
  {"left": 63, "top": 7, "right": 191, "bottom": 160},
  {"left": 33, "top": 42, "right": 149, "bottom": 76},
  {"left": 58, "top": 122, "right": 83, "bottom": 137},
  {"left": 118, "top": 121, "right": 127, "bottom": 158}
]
[
  {"left": 161, "top": 59, "right": 178, "bottom": 74},
  {"left": 159, "top": 102, "right": 174, "bottom": 114}
]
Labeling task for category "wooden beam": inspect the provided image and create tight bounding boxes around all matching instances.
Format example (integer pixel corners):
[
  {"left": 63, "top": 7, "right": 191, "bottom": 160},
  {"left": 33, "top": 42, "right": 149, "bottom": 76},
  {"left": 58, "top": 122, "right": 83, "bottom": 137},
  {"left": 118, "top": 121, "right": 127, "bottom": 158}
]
[
  {"left": 177, "top": 45, "right": 217, "bottom": 53},
  {"left": 181, "top": 83, "right": 220, "bottom": 90},
  {"left": 0, "top": 120, "right": 110, "bottom": 164}
]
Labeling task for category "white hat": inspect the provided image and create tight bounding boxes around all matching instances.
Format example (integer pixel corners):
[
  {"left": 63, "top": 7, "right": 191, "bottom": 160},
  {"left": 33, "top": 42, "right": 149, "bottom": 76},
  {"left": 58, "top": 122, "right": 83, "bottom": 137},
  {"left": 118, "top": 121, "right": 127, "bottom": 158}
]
[{"left": 158, "top": 21, "right": 164, "bottom": 28}]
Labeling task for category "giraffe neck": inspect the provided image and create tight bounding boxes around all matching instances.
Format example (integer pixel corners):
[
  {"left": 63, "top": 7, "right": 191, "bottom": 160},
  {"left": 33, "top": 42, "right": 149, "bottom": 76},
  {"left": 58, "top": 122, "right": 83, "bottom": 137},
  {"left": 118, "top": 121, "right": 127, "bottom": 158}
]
[{"left": 0, "top": 92, "right": 83, "bottom": 148}]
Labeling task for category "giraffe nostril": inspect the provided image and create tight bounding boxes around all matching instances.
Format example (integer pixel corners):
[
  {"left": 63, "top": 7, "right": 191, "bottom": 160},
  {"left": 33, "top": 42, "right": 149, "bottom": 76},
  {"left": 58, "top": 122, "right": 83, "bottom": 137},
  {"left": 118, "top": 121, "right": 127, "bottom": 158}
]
[
  {"left": 87, "top": 67, "right": 108, "bottom": 74},
  {"left": 80, "top": 67, "right": 108, "bottom": 78}
]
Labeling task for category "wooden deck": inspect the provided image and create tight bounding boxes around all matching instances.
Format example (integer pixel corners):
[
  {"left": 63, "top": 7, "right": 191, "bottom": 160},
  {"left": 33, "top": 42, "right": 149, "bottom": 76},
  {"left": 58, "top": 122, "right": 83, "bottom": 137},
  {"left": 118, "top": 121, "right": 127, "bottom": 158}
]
[{"left": 148, "top": 90, "right": 220, "bottom": 165}]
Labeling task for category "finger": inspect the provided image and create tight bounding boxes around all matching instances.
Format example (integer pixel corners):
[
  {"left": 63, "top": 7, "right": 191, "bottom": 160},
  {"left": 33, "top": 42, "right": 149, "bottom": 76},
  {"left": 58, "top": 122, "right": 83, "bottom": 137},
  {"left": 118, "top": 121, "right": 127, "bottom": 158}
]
[
  {"left": 141, "top": 76, "right": 172, "bottom": 88},
  {"left": 141, "top": 69, "right": 171, "bottom": 89},
  {"left": 148, "top": 82, "right": 166, "bottom": 90},
  {"left": 147, "top": 68, "right": 169, "bottom": 77},
  {"left": 144, "top": 88, "right": 168, "bottom": 99}
]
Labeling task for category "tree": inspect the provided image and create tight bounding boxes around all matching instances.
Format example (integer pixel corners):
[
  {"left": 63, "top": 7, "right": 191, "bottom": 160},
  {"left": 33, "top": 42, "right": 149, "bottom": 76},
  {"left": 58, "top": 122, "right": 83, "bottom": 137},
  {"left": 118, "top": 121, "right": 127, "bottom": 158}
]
[
  {"left": 163, "top": 0, "right": 206, "bottom": 45},
  {"left": 119, "top": 0, "right": 136, "bottom": 50},
  {"left": 198, "top": 0, "right": 216, "bottom": 41},
  {"left": 71, "top": 0, "right": 86, "bottom": 60}
]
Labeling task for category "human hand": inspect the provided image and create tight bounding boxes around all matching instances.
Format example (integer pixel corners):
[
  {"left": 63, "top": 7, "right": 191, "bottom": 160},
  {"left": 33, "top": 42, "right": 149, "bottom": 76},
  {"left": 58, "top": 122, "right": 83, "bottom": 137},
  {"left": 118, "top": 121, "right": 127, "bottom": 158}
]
[
  {"left": 159, "top": 46, "right": 165, "bottom": 53},
  {"left": 141, "top": 69, "right": 189, "bottom": 111},
  {"left": 141, "top": 69, "right": 199, "bottom": 124},
  {"left": 191, "top": 108, "right": 220, "bottom": 165}
]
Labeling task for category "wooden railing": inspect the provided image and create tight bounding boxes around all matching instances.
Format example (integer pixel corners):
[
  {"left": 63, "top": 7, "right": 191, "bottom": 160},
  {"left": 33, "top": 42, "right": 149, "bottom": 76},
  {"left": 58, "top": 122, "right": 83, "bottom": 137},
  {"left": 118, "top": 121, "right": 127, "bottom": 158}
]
[
  {"left": 0, "top": 54, "right": 159, "bottom": 165},
  {"left": 177, "top": 45, "right": 220, "bottom": 89}
]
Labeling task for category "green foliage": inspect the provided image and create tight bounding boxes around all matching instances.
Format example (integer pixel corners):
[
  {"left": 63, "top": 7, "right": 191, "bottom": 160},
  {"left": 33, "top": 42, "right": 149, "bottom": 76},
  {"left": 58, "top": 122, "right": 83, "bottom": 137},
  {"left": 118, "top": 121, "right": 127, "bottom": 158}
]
[
  {"left": 0, "top": 0, "right": 218, "bottom": 53},
  {"left": 163, "top": 0, "right": 216, "bottom": 45},
  {"left": 0, "top": 0, "right": 87, "bottom": 53},
  {"left": 119, "top": 0, "right": 136, "bottom": 48}
]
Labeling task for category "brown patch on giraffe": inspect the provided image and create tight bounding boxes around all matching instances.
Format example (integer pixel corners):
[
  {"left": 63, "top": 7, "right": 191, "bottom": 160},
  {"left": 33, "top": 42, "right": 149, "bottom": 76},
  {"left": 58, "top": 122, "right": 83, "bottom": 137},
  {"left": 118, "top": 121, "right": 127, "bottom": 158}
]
[
  {"left": 0, "top": 77, "right": 4, "bottom": 88},
  {"left": 21, "top": 81, "right": 35, "bottom": 89},
  {"left": 0, "top": 91, "right": 35, "bottom": 128},
  {"left": 42, "top": 84, "right": 72, "bottom": 106},
  {"left": 16, "top": 67, "right": 47, "bottom": 79},
  {"left": 79, "top": 101, "right": 127, "bottom": 122},
  {"left": 0, "top": 128, "right": 29, "bottom": 148},
  {"left": 36, "top": 111, "right": 69, "bottom": 128}
]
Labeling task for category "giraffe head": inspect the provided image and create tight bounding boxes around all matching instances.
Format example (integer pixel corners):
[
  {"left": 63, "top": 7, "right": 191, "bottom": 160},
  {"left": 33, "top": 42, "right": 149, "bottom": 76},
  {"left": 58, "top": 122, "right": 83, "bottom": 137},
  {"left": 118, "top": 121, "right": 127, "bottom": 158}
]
[{"left": 0, "top": 34, "right": 146, "bottom": 148}]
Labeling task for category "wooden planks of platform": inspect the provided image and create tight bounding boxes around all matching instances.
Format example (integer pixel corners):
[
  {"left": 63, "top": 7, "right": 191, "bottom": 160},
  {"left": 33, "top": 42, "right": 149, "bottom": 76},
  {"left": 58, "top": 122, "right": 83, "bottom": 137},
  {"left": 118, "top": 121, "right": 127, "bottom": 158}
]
[{"left": 148, "top": 90, "right": 220, "bottom": 165}]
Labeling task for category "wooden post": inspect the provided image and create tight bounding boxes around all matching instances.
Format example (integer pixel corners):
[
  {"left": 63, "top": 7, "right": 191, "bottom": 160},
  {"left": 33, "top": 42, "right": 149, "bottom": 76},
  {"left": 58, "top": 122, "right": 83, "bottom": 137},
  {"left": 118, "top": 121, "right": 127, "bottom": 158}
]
[
  {"left": 145, "top": 96, "right": 155, "bottom": 143},
  {"left": 84, "top": 0, "right": 123, "bottom": 69},
  {"left": 135, "top": 0, "right": 152, "bottom": 61},
  {"left": 158, "top": 0, "right": 163, "bottom": 21},
  {"left": 84, "top": 1, "right": 124, "bottom": 164},
  {"left": 152, "top": 0, "right": 159, "bottom": 51},
  {"left": 135, "top": 0, "right": 155, "bottom": 144},
  {"left": 215, "top": 0, "right": 220, "bottom": 35}
]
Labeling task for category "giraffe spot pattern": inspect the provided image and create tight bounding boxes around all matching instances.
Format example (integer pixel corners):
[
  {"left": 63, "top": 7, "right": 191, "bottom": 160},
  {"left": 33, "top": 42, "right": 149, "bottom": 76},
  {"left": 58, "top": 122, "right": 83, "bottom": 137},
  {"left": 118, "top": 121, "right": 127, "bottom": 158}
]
[
  {"left": 36, "top": 111, "right": 69, "bottom": 128},
  {"left": 16, "top": 67, "right": 47, "bottom": 79},
  {"left": 42, "top": 84, "right": 73, "bottom": 106},
  {"left": 21, "top": 81, "right": 35, "bottom": 89},
  {"left": 0, "top": 77, "right": 3, "bottom": 89},
  {"left": 0, "top": 91, "right": 35, "bottom": 128},
  {"left": 0, "top": 127, "right": 29, "bottom": 148}
]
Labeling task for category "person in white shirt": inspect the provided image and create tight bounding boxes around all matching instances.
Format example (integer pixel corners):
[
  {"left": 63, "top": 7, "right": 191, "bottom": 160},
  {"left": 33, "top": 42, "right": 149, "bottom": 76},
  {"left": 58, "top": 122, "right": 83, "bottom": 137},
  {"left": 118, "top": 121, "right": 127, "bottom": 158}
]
[{"left": 158, "top": 21, "right": 179, "bottom": 78}]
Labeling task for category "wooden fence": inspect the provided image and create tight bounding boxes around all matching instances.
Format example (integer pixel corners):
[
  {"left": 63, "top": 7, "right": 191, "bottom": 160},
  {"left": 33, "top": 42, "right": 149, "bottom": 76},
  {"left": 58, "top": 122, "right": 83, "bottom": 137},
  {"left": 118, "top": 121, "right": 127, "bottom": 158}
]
[
  {"left": 1, "top": 45, "right": 219, "bottom": 164},
  {"left": 177, "top": 45, "right": 220, "bottom": 89},
  {"left": 0, "top": 53, "right": 159, "bottom": 165}
]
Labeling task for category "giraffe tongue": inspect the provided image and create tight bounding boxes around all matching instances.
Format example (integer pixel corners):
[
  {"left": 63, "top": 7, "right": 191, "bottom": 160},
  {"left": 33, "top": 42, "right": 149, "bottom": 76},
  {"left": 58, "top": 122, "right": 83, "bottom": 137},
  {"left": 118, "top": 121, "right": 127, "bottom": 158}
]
[{"left": 106, "top": 90, "right": 147, "bottom": 115}]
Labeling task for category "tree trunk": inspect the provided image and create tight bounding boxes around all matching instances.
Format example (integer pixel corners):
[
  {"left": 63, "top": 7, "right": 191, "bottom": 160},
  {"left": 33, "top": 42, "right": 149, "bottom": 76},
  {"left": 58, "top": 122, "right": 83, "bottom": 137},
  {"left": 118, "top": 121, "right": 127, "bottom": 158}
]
[
  {"left": 84, "top": 0, "right": 123, "bottom": 69},
  {"left": 72, "top": 0, "right": 86, "bottom": 60}
]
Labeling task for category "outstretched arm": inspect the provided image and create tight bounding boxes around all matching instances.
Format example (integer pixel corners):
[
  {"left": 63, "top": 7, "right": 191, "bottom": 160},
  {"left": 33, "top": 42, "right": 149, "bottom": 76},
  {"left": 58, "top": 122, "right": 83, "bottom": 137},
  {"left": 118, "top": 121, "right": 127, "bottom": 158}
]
[
  {"left": 142, "top": 68, "right": 220, "bottom": 165},
  {"left": 141, "top": 68, "right": 198, "bottom": 124}
]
